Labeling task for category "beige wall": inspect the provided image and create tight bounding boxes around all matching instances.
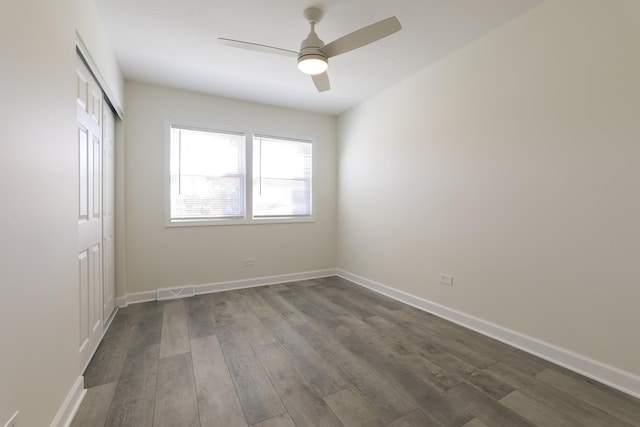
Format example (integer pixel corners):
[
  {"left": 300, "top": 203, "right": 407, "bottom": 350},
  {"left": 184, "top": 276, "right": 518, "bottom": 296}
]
[
  {"left": 337, "top": 0, "right": 640, "bottom": 376},
  {"left": 0, "top": 1, "right": 78, "bottom": 426},
  {"left": 123, "top": 81, "right": 337, "bottom": 294},
  {"left": 76, "top": 0, "right": 124, "bottom": 112},
  {"left": 0, "top": 1, "right": 123, "bottom": 425}
]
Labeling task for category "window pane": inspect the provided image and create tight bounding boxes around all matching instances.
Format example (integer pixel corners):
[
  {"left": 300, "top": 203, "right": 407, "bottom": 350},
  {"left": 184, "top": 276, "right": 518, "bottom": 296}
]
[
  {"left": 170, "top": 127, "right": 245, "bottom": 220},
  {"left": 253, "top": 136, "right": 312, "bottom": 218}
]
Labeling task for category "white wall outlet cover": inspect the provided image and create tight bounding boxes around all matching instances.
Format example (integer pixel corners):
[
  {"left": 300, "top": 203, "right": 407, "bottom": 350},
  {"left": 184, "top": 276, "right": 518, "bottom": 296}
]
[{"left": 440, "top": 274, "right": 453, "bottom": 286}]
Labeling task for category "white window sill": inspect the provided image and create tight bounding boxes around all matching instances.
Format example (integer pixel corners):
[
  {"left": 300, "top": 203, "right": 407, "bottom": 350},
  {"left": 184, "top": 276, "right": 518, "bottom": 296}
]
[{"left": 165, "top": 216, "right": 316, "bottom": 228}]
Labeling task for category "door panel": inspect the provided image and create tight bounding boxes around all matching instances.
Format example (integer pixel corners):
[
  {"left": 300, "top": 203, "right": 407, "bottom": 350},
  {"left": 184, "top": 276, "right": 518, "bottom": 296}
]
[
  {"left": 77, "top": 55, "right": 103, "bottom": 372},
  {"left": 78, "top": 250, "right": 89, "bottom": 354},
  {"left": 91, "top": 243, "right": 102, "bottom": 334},
  {"left": 93, "top": 136, "right": 101, "bottom": 217},
  {"left": 78, "top": 126, "right": 89, "bottom": 220},
  {"left": 102, "top": 99, "right": 116, "bottom": 324}
]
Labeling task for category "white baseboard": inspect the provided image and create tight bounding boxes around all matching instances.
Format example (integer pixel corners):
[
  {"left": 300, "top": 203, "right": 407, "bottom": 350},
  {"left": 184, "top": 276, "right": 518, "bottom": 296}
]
[
  {"left": 50, "top": 376, "right": 86, "bottom": 427},
  {"left": 115, "top": 269, "right": 338, "bottom": 307},
  {"left": 337, "top": 269, "right": 640, "bottom": 400}
]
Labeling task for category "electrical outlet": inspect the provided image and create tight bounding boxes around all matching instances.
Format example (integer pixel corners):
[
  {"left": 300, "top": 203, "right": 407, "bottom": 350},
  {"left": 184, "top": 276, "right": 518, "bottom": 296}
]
[
  {"left": 440, "top": 274, "right": 453, "bottom": 286},
  {"left": 4, "top": 411, "right": 19, "bottom": 427},
  {"left": 243, "top": 258, "right": 255, "bottom": 267}
]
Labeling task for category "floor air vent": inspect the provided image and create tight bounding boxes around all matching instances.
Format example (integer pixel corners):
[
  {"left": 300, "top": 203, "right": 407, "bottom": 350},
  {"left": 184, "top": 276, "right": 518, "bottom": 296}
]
[{"left": 157, "top": 286, "right": 195, "bottom": 301}]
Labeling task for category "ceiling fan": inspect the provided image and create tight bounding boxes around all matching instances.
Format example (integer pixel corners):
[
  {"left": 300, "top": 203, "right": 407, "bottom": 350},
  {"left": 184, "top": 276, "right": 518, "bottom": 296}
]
[{"left": 218, "top": 7, "right": 401, "bottom": 93}]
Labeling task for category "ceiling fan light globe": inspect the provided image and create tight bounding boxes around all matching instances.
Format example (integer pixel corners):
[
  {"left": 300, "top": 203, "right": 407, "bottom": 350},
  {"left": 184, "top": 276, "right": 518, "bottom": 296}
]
[{"left": 297, "top": 55, "right": 328, "bottom": 75}]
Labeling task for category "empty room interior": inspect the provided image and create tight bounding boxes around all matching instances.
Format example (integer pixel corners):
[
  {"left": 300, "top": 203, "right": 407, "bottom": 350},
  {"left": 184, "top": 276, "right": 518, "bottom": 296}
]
[{"left": 1, "top": 0, "right": 640, "bottom": 426}]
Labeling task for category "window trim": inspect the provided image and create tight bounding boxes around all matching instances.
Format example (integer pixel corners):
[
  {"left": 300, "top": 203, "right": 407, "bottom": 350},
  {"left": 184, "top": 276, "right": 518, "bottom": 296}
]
[{"left": 164, "top": 120, "right": 316, "bottom": 227}]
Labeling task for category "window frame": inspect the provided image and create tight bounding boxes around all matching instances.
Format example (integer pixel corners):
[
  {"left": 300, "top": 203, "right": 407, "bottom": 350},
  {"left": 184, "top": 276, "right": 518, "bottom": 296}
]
[{"left": 164, "top": 121, "right": 316, "bottom": 227}]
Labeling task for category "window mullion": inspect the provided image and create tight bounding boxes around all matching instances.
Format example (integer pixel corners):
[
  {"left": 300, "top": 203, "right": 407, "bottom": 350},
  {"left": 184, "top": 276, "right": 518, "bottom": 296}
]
[
  {"left": 177, "top": 129, "right": 182, "bottom": 195},
  {"left": 245, "top": 133, "right": 253, "bottom": 220},
  {"left": 258, "top": 137, "right": 263, "bottom": 196}
]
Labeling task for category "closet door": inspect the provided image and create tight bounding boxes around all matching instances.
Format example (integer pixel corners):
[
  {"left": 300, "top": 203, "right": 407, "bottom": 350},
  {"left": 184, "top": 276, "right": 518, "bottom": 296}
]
[
  {"left": 102, "top": 99, "right": 116, "bottom": 325},
  {"left": 77, "top": 55, "right": 104, "bottom": 372}
]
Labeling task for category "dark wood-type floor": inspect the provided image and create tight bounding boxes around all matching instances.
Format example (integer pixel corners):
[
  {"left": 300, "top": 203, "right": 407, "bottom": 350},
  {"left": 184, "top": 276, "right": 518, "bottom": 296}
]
[{"left": 72, "top": 276, "right": 640, "bottom": 426}]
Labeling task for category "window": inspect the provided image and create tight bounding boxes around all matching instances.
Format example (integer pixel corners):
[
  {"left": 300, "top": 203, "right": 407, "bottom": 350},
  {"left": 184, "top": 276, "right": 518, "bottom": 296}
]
[
  {"left": 253, "top": 135, "right": 312, "bottom": 218},
  {"left": 169, "top": 127, "right": 245, "bottom": 220},
  {"left": 167, "top": 124, "right": 313, "bottom": 225}
]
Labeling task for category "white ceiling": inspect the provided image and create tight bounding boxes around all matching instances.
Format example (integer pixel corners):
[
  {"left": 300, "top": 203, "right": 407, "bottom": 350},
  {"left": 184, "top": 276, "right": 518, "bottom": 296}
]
[{"left": 94, "top": 0, "right": 542, "bottom": 115}]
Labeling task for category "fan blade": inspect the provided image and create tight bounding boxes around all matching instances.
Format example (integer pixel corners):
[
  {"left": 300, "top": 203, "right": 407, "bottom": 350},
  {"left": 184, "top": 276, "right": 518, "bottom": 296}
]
[
  {"left": 218, "top": 38, "right": 298, "bottom": 57},
  {"left": 312, "top": 72, "right": 330, "bottom": 92},
  {"left": 321, "top": 17, "right": 401, "bottom": 58}
]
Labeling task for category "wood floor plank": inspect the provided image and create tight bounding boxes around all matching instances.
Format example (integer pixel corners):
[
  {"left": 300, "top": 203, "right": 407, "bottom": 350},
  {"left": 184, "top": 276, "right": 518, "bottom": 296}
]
[
  {"left": 135, "top": 300, "right": 167, "bottom": 315},
  {"left": 119, "top": 343, "right": 160, "bottom": 381},
  {"left": 210, "top": 291, "right": 278, "bottom": 349},
  {"left": 130, "top": 310, "right": 163, "bottom": 348},
  {"left": 159, "top": 300, "right": 190, "bottom": 358},
  {"left": 375, "top": 302, "right": 551, "bottom": 377},
  {"left": 388, "top": 409, "right": 439, "bottom": 427},
  {"left": 294, "top": 322, "right": 416, "bottom": 423},
  {"left": 105, "top": 344, "right": 159, "bottom": 427},
  {"left": 261, "top": 315, "right": 350, "bottom": 397},
  {"left": 375, "top": 307, "right": 497, "bottom": 369},
  {"left": 332, "top": 324, "right": 473, "bottom": 426},
  {"left": 322, "top": 277, "right": 406, "bottom": 311},
  {"left": 191, "top": 335, "right": 247, "bottom": 427},
  {"left": 104, "top": 375, "right": 157, "bottom": 427},
  {"left": 323, "top": 387, "right": 385, "bottom": 427},
  {"left": 226, "top": 291, "right": 278, "bottom": 347},
  {"left": 238, "top": 288, "right": 281, "bottom": 320},
  {"left": 153, "top": 352, "right": 199, "bottom": 427},
  {"left": 499, "top": 390, "right": 581, "bottom": 427},
  {"left": 309, "top": 284, "right": 379, "bottom": 319},
  {"left": 251, "top": 413, "right": 296, "bottom": 427},
  {"left": 70, "top": 382, "right": 117, "bottom": 427},
  {"left": 209, "top": 291, "right": 239, "bottom": 326},
  {"left": 113, "top": 302, "right": 143, "bottom": 315},
  {"left": 296, "top": 278, "right": 322, "bottom": 287},
  {"left": 278, "top": 288, "right": 342, "bottom": 329},
  {"left": 487, "top": 362, "right": 637, "bottom": 427},
  {"left": 254, "top": 342, "right": 344, "bottom": 427},
  {"left": 534, "top": 367, "right": 640, "bottom": 425},
  {"left": 461, "top": 418, "right": 490, "bottom": 427},
  {"left": 255, "top": 287, "right": 308, "bottom": 326},
  {"left": 83, "top": 330, "right": 132, "bottom": 388},
  {"left": 187, "top": 295, "right": 216, "bottom": 338},
  {"left": 398, "top": 307, "right": 547, "bottom": 376},
  {"left": 426, "top": 350, "right": 514, "bottom": 400},
  {"left": 217, "top": 323, "right": 286, "bottom": 425},
  {"left": 369, "top": 306, "right": 444, "bottom": 355},
  {"left": 446, "top": 383, "right": 536, "bottom": 427},
  {"left": 286, "top": 285, "right": 351, "bottom": 318},
  {"left": 104, "top": 311, "right": 141, "bottom": 338},
  {"left": 356, "top": 315, "right": 464, "bottom": 393}
]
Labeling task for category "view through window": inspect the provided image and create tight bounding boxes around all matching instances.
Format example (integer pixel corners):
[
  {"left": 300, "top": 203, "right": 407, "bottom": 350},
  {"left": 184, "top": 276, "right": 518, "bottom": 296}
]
[{"left": 169, "top": 125, "right": 312, "bottom": 224}]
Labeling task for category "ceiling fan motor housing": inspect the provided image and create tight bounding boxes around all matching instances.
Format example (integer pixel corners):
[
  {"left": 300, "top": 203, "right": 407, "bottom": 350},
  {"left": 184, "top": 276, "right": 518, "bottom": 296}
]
[
  {"left": 297, "top": 25, "right": 328, "bottom": 74},
  {"left": 299, "top": 26, "right": 326, "bottom": 58}
]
